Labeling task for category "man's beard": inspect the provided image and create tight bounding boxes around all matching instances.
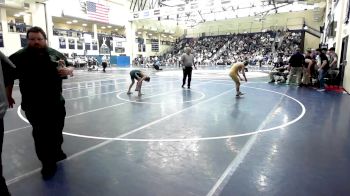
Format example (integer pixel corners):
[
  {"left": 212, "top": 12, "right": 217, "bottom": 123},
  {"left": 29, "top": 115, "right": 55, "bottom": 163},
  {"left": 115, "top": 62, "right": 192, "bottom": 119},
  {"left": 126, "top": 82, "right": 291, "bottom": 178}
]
[{"left": 28, "top": 44, "right": 47, "bottom": 53}]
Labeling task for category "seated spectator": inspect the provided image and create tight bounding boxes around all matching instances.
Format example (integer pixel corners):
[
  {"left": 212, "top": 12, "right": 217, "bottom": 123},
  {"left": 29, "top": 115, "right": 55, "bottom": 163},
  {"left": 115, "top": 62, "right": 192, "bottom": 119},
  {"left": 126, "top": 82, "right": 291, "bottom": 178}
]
[
  {"left": 153, "top": 60, "right": 162, "bottom": 70},
  {"left": 268, "top": 61, "right": 289, "bottom": 83}
]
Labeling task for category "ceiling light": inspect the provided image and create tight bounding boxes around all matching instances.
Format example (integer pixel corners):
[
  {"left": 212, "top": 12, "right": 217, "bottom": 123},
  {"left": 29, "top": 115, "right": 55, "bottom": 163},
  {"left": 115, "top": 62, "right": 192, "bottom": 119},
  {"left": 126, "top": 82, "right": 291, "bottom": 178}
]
[
  {"left": 66, "top": 21, "right": 72, "bottom": 24},
  {"left": 107, "top": 26, "right": 112, "bottom": 28},
  {"left": 149, "top": 33, "right": 152, "bottom": 36},
  {"left": 101, "top": 26, "right": 106, "bottom": 29},
  {"left": 115, "top": 28, "right": 118, "bottom": 31},
  {"left": 14, "top": 14, "right": 20, "bottom": 17},
  {"left": 82, "top": 23, "right": 87, "bottom": 26},
  {"left": 72, "top": 20, "right": 78, "bottom": 23},
  {"left": 137, "top": 32, "right": 142, "bottom": 34}
]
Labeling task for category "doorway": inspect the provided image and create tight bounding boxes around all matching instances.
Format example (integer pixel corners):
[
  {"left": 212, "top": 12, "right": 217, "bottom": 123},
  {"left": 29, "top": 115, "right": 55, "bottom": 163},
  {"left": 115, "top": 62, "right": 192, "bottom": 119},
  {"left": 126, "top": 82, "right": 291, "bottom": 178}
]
[{"left": 339, "top": 36, "right": 348, "bottom": 86}]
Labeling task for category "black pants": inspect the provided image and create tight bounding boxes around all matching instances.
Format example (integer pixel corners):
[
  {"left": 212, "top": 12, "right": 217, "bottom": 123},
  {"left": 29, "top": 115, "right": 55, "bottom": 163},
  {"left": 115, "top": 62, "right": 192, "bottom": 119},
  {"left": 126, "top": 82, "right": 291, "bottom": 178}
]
[
  {"left": 102, "top": 62, "right": 107, "bottom": 72},
  {"left": 0, "top": 119, "right": 10, "bottom": 196},
  {"left": 182, "top": 67, "right": 193, "bottom": 87},
  {"left": 24, "top": 104, "right": 66, "bottom": 166},
  {"left": 153, "top": 64, "right": 162, "bottom": 70}
]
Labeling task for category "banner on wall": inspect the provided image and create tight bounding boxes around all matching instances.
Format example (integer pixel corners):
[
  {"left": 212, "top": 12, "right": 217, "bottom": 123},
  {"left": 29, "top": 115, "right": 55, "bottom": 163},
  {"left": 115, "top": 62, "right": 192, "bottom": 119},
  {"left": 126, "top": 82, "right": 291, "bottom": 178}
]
[
  {"left": 319, "top": 43, "right": 328, "bottom": 49},
  {"left": 113, "top": 37, "right": 126, "bottom": 42},
  {"left": 115, "top": 42, "right": 122, "bottom": 47},
  {"left": 98, "top": 35, "right": 113, "bottom": 55},
  {"left": 68, "top": 39, "right": 75, "bottom": 49},
  {"left": 20, "top": 34, "right": 27, "bottom": 47},
  {"left": 85, "top": 43, "right": 91, "bottom": 50},
  {"left": 77, "top": 40, "right": 83, "bottom": 50},
  {"left": 0, "top": 33, "right": 3, "bottom": 47},
  {"left": 92, "top": 40, "right": 98, "bottom": 50},
  {"left": 59, "top": 37, "right": 66, "bottom": 49},
  {"left": 115, "top": 47, "right": 125, "bottom": 53}
]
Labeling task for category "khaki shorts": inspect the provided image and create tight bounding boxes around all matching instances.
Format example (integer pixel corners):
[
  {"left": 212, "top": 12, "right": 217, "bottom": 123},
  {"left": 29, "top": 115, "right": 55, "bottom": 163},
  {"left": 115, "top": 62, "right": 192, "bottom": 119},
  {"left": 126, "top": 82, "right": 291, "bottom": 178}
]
[{"left": 229, "top": 72, "right": 240, "bottom": 84}]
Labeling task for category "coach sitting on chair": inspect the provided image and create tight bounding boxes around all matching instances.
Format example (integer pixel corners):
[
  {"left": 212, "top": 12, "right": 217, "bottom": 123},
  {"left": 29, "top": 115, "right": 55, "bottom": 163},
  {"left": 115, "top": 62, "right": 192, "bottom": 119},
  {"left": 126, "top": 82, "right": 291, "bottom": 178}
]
[{"left": 268, "top": 61, "right": 289, "bottom": 83}]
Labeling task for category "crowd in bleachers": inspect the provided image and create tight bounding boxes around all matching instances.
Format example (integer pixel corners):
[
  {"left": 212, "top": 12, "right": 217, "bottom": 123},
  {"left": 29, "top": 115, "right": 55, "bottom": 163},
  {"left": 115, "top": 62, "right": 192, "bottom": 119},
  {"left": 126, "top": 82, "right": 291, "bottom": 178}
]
[
  {"left": 221, "top": 32, "right": 275, "bottom": 66},
  {"left": 165, "top": 30, "right": 303, "bottom": 68},
  {"left": 134, "top": 29, "right": 340, "bottom": 90}
]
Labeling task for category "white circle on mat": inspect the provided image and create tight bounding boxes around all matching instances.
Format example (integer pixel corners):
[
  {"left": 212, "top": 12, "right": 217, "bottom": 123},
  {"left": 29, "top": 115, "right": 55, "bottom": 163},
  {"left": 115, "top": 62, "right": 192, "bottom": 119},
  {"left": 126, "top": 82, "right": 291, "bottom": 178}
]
[{"left": 18, "top": 84, "right": 306, "bottom": 142}]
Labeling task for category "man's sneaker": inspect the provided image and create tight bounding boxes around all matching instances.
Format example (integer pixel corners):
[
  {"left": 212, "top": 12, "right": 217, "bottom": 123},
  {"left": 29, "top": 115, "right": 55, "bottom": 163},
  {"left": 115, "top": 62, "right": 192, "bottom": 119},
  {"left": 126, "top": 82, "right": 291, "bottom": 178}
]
[
  {"left": 236, "top": 92, "right": 244, "bottom": 97},
  {"left": 182, "top": 84, "right": 185, "bottom": 88},
  {"left": 268, "top": 80, "right": 275, "bottom": 83},
  {"left": 41, "top": 163, "right": 57, "bottom": 180},
  {"left": 188, "top": 86, "right": 190, "bottom": 89},
  {"left": 317, "top": 88, "right": 325, "bottom": 92}
]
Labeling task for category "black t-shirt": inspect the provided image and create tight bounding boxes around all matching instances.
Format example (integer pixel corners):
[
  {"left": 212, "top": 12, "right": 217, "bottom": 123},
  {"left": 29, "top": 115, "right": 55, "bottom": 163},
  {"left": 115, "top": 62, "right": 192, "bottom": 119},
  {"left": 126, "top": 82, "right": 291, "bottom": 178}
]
[
  {"left": 319, "top": 53, "right": 330, "bottom": 71},
  {"left": 289, "top": 52, "right": 305, "bottom": 67}
]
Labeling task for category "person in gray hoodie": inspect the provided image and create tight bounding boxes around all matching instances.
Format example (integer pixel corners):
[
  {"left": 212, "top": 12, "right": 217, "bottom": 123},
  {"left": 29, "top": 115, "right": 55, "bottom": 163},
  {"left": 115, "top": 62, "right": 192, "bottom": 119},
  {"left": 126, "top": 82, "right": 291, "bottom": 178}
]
[{"left": 0, "top": 50, "right": 15, "bottom": 196}]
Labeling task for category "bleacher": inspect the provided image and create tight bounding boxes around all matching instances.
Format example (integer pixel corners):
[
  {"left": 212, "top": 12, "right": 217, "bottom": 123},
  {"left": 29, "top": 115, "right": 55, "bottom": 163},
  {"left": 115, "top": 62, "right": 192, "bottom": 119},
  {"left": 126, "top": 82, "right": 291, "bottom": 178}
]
[{"left": 165, "top": 30, "right": 304, "bottom": 69}]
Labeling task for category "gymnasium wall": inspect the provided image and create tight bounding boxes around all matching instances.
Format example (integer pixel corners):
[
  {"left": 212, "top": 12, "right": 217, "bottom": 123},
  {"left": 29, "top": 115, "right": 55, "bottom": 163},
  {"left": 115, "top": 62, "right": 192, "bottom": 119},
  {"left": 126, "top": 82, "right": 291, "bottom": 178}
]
[
  {"left": 132, "top": 20, "right": 180, "bottom": 57},
  {"left": 132, "top": 10, "right": 324, "bottom": 56},
  {"left": 304, "top": 32, "right": 321, "bottom": 50},
  {"left": 0, "top": 2, "right": 47, "bottom": 56},
  {"left": 186, "top": 10, "right": 323, "bottom": 37},
  {"left": 0, "top": 31, "right": 25, "bottom": 56}
]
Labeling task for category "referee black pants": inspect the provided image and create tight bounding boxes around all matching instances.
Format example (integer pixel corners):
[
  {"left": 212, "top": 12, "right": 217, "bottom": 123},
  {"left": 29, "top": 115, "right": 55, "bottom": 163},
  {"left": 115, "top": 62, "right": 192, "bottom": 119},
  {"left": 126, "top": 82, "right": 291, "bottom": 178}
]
[{"left": 182, "top": 67, "right": 193, "bottom": 87}]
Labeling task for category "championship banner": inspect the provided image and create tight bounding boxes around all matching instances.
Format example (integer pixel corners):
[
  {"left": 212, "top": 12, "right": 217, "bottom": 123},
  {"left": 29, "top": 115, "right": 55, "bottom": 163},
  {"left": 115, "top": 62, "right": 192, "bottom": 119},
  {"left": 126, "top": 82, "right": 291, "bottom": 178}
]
[
  {"left": 85, "top": 43, "right": 91, "bottom": 50},
  {"left": 98, "top": 35, "right": 113, "bottom": 55},
  {"left": 59, "top": 37, "right": 66, "bottom": 49},
  {"left": 77, "top": 40, "right": 83, "bottom": 50},
  {"left": 68, "top": 39, "right": 75, "bottom": 49},
  {"left": 92, "top": 40, "right": 98, "bottom": 50}
]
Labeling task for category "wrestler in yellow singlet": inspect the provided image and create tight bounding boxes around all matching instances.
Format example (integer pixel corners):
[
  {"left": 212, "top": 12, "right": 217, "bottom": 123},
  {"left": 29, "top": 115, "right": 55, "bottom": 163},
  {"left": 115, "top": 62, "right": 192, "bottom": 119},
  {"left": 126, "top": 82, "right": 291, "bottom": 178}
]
[{"left": 229, "top": 61, "right": 248, "bottom": 96}]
